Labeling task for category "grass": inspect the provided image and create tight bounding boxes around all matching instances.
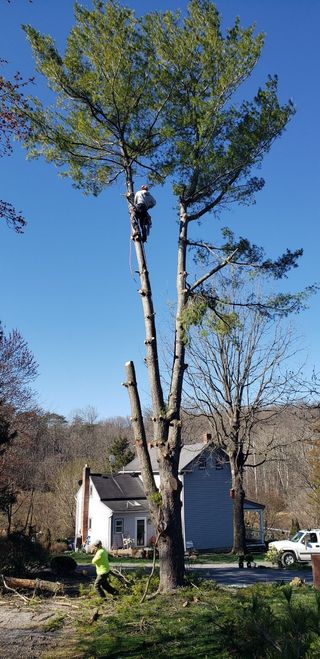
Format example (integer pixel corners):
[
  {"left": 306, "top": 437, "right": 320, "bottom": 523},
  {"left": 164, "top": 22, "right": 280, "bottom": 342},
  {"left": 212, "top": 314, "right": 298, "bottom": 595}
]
[
  {"left": 42, "top": 613, "right": 66, "bottom": 632},
  {"left": 64, "top": 579, "right": 320, "bottom": 658},
  {"left": 187, "top": 551, "right": 267, "bottom": 564},
  {"left": 67, "top": 550, "right": 153, "bottom": 566},
  {"left": 68, "top": 550, "right": 268, "bottom": 566}
]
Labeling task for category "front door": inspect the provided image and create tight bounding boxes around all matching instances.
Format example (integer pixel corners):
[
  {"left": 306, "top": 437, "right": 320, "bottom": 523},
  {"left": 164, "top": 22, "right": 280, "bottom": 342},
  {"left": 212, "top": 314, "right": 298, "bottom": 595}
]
[{"left": 136, "top": 518, "right": 146, "bottom": 547}]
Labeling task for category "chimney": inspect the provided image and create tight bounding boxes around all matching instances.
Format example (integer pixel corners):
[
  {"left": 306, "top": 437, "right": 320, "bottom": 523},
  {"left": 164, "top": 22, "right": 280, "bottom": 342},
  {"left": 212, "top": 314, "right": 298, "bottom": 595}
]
[
  {"left": 203, "top": 433, "right": 212, "bottom": 444},
  {"left": 81, "top": 464, "right": 90, "bottom": 544}
]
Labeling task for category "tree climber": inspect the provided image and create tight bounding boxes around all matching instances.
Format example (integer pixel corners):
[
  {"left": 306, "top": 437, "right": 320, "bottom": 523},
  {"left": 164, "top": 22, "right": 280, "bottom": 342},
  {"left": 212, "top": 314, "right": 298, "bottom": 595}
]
[{"left": 133, "top": 185, "right": 156, "bottom": 242}]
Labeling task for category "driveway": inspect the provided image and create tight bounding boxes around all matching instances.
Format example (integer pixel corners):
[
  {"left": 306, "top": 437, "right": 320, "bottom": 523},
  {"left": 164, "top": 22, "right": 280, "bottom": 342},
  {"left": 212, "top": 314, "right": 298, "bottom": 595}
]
[
  {"left": 80, "top": 562, "right": 314, "bottom": 588},
  {"left": 187, "top": 563, "right": 313, "bottom": 587}
]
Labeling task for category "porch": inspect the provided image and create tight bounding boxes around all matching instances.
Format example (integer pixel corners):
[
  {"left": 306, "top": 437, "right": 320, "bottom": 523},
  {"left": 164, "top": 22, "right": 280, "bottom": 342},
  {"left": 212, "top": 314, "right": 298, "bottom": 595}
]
[{"left": 244, "top": 498, "right": 265, "bottom": 549}]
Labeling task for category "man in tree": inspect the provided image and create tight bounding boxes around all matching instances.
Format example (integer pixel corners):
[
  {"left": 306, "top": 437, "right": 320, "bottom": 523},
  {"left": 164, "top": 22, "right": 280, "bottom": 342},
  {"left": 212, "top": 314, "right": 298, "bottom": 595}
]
[
  {"left": 20, "top": 0, "right": 309, "bottom": 592},
  {"left": 132, "top": 185, "right": 156, "bottom": 243},
  {"left": 91, "top": 540, "right": 117, "bottom": 599}
]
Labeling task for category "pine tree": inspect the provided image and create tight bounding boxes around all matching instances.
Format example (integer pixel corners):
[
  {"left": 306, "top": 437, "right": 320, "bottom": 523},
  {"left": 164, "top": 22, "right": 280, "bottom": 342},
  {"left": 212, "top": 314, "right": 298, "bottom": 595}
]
[{"left": 20, "top": 0, "right": 307, "bottom": 591}]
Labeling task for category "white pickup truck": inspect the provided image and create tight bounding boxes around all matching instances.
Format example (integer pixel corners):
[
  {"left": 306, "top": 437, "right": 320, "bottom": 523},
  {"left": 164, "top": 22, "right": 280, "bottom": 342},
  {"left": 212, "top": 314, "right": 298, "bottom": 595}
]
[{"left": 269, "top": 529, "right": 320, "bottom": 567}]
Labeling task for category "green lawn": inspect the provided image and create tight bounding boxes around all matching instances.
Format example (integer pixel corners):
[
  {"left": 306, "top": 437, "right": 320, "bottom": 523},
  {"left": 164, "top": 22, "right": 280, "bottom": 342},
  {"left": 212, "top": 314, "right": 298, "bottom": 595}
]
[
  {"left": 67, "top": 550, "right": 154, "bottom": 565},
  {"left": 186, "top": 551, "right": 267, "bottom": 564},
  {"left": 68, "top": 550, "right": 267, "bottom": 566},
  {"left": 66, "top": 580, "right": 320, "bottom": 658}
]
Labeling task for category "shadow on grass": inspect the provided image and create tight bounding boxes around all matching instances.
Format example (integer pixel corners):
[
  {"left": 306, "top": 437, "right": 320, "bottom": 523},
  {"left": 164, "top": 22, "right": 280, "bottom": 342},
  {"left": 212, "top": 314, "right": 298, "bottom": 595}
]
[{"left": 74, "top": 582, "right": 320, "bottom": 659}]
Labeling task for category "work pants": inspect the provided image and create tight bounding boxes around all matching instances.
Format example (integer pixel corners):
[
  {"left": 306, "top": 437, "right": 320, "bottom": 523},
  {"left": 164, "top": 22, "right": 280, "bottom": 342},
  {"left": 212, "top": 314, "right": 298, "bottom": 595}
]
[
  {"left": 94, "top": 573, "right": 117, "bottom": 598},
  {"left": 135, "top": 204, "right": 152, "bottom": 242}
]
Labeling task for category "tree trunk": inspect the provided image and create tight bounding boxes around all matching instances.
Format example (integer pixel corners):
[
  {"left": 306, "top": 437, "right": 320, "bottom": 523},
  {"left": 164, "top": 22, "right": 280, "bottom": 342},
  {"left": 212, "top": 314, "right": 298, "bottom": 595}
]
[
  {"left": 122, "top": 168, "right": 187, "bottom": 592},
  {"left": 2, "top": 576, "right": 64, "bottom": 594},
  {"left": 231, "top": 463, "right": 246, "bottom": 554},
  {"left": 157, "top": 454, "right": 185, "bottom": 591}
]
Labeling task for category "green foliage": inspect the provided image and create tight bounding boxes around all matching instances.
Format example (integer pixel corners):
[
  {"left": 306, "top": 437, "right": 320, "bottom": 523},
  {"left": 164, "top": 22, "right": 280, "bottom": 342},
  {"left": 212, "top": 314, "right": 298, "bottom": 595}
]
[
  {"left": 149, "top": 491, "right": 162, "bottom": 507},
  {"left": 22, "top": 0, "right": 162, "bottom": 192},
  {"left": 22, "top": 0, "right": 294, "bottom": 216},
  {"left": 105, "top": 435, "right": 135, "bottom": 473},
  {"left": 72, "top": 581, "right": 320, "bottom": 659},
  {"left": 180, "top": 295, "right": 208, "bottom": 344},
  {"left": 42, "top": 614, "right": 65, "bottom": 632},
  {"left": 281, "top": 584, "right": 293, "bottom": 605},
  {"left": 207, "top": 308, "right": 240, "bottom": 336},
  {"left": 20, "top": 0, "right": 308, "bottom": 332},
  {"left": 265, "top": 546, "right": 282, "bottom": 566}
]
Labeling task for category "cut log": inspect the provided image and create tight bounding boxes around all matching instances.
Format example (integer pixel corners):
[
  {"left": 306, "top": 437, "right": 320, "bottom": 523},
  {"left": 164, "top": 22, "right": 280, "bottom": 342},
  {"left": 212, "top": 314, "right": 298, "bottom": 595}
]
[{"left": 2, "top": 575, "right": 64, "bottom": 594}]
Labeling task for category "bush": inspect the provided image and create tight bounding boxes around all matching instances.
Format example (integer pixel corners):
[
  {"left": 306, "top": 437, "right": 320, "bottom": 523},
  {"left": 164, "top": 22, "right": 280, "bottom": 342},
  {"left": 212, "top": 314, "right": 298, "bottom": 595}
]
[
  {"left": 0, "top": 534, "right": 49, "bottom": 576},
  {"left": 50, "top": 555, "right": 77, "bottom": 576},
  {"left": 265, "top": 547, "right": 282, "bottom": 566}
]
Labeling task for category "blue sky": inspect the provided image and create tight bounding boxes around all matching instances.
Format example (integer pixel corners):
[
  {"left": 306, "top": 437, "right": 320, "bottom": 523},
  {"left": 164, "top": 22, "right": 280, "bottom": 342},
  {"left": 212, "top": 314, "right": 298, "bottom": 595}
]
[{"left": 1, "top": 0, "right": 319, "bottom": 419}]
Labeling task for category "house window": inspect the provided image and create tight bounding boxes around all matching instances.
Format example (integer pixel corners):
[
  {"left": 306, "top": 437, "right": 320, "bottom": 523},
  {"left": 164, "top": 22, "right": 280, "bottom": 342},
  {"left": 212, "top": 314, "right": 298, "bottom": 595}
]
[
  {"left": 88, "top": 518, "right": 92, "bottom": 530},
  {"left": 114, "top": 518, "right": 124, "bottom": 534}
]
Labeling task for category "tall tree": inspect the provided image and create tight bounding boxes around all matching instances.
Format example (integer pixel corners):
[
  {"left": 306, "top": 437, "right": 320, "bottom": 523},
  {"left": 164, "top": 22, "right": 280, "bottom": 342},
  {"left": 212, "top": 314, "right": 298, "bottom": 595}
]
[
  {"left": 184, "top": 275, "right": 309, "bottom": 553},
  {"left": 0, "top": 323, "right": 38, "bottom": 412},
  {"left": 21, "top": 0, "right": 306, "bottom": 591},
  {"left": 0, "top": 322, "right": 38, "bottom": 457}
]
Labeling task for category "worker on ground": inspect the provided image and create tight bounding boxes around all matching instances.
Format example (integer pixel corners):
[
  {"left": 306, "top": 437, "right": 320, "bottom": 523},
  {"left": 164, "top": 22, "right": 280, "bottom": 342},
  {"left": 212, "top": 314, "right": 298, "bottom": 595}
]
[
  {"left": 91, "top": 540, "right": 117, "bottom": 599},
  {"left": 134, "top": 184, "right": 156, "bottom": 242}
]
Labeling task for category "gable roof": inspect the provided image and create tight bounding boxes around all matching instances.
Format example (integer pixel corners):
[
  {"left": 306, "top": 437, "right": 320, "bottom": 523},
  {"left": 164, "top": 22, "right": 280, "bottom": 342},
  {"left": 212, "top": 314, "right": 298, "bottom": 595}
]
[{"left": 123, "top": 442, "right": 214, "bottom": 473}]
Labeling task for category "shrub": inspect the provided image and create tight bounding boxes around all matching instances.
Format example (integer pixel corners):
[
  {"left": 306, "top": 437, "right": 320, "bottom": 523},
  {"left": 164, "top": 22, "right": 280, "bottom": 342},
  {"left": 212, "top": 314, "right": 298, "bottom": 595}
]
[
  {"left": 50, "top": 555, "right": 77, "bottom": 576},
  {"left": 0, "top": 534, "right": 49, "bottom": 576},
  {"left": 265, "top": 547, "right": 282, "bottom": 566}
]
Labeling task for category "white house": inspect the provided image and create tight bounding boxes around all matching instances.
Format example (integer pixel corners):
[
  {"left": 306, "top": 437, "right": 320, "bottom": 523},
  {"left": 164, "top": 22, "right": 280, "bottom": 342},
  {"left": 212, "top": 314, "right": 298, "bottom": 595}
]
[
  {"left": 75, "top": 437, "right": 265, "bottom": 551},
  {"left": 75, "top": 466, "right": 152, "bottom": 550}
]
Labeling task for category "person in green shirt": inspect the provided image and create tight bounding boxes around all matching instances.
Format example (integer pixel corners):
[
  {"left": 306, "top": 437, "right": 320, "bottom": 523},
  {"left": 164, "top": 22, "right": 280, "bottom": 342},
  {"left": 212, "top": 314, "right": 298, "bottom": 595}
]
[{"left": 92, "top": 540, "right": 117, "bottom": 598}]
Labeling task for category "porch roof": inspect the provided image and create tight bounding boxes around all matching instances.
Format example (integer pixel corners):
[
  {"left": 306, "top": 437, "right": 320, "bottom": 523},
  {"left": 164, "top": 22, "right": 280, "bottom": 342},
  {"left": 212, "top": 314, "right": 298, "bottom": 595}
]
[
  {"left": 102, "top": 499, "right": 150, "bottom": 513},
  {"left": 244, "top": 498, "right": 265, "bottom": 511}
]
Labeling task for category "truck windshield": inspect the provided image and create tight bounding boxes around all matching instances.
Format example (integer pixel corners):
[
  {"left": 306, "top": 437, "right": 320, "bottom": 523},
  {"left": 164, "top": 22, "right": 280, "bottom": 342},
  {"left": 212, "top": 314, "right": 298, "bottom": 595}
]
[{"left": 290, "top": 531, "right": 305, "bottom": 543}]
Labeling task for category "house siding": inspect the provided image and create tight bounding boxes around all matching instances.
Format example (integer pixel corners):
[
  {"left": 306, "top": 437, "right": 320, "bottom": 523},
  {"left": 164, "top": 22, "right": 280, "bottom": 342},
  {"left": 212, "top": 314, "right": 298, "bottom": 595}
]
[
  {"left": 111, "top": 512, "right": 154, "bottom": 548},
  {"left": 75, "top": 478, "right": 155, "bottom": 550},
  {"left": 87, "top": 481, "right": 112, "bottom": 549},
  {"left": 183, "top": 458, "right": 233, "bottom": 550},
  {"left": 75, "top": 488, "right": 82, "bottom": 540},
  {"left": 75, "top": 479, "right": 112, "bottom": 549}
]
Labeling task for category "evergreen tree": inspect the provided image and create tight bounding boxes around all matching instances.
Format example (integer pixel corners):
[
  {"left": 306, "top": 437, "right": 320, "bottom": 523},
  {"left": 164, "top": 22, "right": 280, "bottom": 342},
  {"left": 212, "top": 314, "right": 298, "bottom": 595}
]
[
  {"left": 106, "top": 435, "right": 135, "bottom": 473},
  {"left": 21, "top": 0, "right": 307, "bottom": 591}
]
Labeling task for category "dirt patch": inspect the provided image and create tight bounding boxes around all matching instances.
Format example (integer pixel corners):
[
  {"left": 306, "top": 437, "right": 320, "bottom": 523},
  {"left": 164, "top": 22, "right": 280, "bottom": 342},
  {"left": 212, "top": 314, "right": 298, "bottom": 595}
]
[{"left": 0, "top": 599, "right": 77, "bottom": 658}]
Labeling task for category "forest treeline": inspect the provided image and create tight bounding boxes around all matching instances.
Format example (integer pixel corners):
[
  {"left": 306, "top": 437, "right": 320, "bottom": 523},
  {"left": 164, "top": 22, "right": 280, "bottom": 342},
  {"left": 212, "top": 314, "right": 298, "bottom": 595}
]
[{"left": 1, "top": 401, "right": 320, "bottom": 543}]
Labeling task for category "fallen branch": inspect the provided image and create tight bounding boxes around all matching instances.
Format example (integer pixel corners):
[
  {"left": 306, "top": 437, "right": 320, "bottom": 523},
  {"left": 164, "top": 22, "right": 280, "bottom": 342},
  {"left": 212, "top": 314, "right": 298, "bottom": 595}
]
[
  {"left": 1, "top": 575, "right": 30, "bottom": 602},
  {"left": 110, "top": 568, "right": 131, "bottom": 585},
  {"left": 140, "top": 539, "right": 159, "bottom": 604},
  {"left": 53, "top": 601, "right": 81, "bottom": 609},
  {"left": 2, "top": 575, "right": 64, "bottom": 594}
]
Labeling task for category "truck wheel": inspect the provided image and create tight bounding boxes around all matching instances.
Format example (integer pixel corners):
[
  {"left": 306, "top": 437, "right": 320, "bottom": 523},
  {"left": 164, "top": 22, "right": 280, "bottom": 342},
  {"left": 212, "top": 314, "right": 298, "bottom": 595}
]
[{"left": 281, "top": 551, "right": 296, "bottom": 568}]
